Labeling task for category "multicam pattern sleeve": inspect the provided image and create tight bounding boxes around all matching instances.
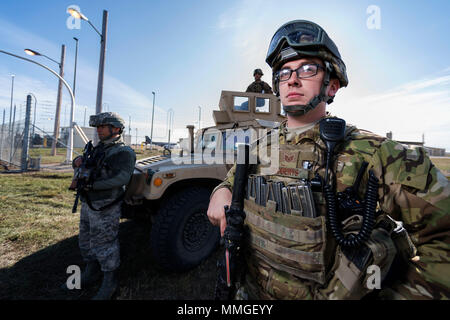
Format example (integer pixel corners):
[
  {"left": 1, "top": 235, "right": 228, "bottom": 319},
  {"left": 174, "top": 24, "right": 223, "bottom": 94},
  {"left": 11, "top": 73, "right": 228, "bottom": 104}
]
[
  {"left": 319, "top": 129, "right": 450, "bottom": 299},
  {"left": 367, "top": 137, "right": 450, "bottom": 299}
]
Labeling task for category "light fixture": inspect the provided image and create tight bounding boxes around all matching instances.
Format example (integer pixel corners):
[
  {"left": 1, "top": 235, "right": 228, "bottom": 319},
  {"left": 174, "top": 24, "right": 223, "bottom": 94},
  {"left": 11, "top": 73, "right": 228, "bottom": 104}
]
[{"left": 68, "top": 8, "right": 89, "bottom": 21}]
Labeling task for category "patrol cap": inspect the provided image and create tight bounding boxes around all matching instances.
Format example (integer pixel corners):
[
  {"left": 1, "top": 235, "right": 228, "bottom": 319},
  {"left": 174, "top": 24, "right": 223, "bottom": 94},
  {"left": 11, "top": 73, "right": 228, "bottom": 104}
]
[
  {"left": 89, "top": 112, "right": 125, "bottom": 130},
  {"left": 253, "top": 68, "right": 264, "bottom": 76}
]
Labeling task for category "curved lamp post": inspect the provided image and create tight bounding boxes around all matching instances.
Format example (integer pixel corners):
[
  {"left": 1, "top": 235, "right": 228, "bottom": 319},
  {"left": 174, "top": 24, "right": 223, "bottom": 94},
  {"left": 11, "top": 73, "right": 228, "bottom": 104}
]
[
  {"left": 25, "top": 46, "right": 65, "bottom": 156},
  {"left": 0, "top": 49, "right": 76, "bottom": 163}
]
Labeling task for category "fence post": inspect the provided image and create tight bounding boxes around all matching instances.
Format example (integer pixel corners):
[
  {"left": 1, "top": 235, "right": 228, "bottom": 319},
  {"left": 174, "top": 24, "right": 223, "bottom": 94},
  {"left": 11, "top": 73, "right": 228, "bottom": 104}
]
[
  {"left": 0, "top": 109, "right": 5, "bottom": 160},
  {"left": 21, "top": 95, "right": 32, "bottom": 171}
]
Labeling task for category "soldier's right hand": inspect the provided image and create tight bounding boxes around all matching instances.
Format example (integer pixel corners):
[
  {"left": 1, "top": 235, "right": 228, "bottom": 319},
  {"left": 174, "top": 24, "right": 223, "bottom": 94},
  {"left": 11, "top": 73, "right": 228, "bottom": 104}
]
[{"left": 207, "top": 187, "right": 232, "bottom": 237}]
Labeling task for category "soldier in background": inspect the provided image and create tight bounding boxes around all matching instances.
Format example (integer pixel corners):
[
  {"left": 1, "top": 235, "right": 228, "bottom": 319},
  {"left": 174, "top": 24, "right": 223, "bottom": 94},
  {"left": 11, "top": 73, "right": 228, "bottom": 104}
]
[
  {"left": 246, "top": 68, "right": 273, "bottom": 94},
  {"left": 208, "top": 20, "right": 450, "bottom": 299},
  {"left": 71, "top": 112, "right": 136, "bottom": 300}
]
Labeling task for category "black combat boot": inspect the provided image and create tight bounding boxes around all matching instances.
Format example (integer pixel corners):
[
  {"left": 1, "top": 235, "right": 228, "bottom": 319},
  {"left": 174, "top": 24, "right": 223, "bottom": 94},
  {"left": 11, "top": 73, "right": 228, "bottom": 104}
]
[
  {"left": 92, "top": 270, "right": 119, "bottom": 300},
  {"left": 80, "top": 261, "right": 101, "bottom": 288}
]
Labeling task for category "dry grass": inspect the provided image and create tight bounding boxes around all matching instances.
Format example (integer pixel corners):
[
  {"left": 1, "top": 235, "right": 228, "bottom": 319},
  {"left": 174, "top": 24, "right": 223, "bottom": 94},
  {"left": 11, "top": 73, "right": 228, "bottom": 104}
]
[
  {"left": 431, "top": 157, "right": 450, "bottom": 175},
  {"left": 0, "top": 171, "right": 218, "bottom": 300}
]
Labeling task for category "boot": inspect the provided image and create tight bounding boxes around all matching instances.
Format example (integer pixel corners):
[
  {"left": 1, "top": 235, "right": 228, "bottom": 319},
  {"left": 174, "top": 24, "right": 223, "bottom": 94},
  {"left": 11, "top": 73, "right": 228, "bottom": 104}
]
[
  {"left": 60, "top": 261, "right": 101, "bottom": 291},
  {"left": 80, "top": 261, "right": 101, "bottom": 288},
  {"left": 92, "top": 271, "right": 119, "bottom": 300}
]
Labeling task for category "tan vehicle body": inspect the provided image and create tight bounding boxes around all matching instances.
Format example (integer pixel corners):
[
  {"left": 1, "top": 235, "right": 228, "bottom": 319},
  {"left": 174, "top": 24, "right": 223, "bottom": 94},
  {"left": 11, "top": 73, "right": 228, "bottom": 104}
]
[{"left": 124, "top": 91, "right": 285, "bottom": 272}]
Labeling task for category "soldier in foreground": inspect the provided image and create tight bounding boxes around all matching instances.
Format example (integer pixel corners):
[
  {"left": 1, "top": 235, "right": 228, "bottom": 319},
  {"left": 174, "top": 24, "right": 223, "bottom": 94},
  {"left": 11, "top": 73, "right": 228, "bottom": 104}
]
[
  {"left": 69, "top": 112, "right": 136, "bottom": 300},
  {"left": 208, "top": 20, "right": 450, "bottom": 299},
  {"left": 246, "top": 68, "right": 273, "bottom": 94}
]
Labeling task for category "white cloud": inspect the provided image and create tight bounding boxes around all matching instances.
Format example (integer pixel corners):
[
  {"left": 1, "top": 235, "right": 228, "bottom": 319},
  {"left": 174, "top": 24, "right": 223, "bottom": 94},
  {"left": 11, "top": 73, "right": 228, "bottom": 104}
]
[{"left": 331, "top": 70, "right": 450, "bottom": 150}]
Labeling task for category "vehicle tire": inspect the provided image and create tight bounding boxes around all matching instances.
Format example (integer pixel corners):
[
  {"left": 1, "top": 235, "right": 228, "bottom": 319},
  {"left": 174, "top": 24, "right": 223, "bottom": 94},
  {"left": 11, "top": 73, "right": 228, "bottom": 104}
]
[{"left": 150, "top": 187, "right": 220, "bottom": 272}]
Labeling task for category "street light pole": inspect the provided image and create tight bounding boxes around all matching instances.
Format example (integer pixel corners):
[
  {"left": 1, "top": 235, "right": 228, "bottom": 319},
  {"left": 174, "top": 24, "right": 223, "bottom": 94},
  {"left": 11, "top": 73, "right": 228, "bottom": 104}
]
[
  {"left": 1, "top": 49, "right": 76, "bottom": 163},
  {"left": 150, "top": 91, "right": 156, "bottom": 150},
  {"left": 25, "top": 46, "right": 66, "bottom": 156},
  {"left": 51, "top": 44, "right": 65, "bottom": 156},
  {"left": 67, "top": 8, "right": 108, "bottom": 146},
  {"left": 73, "top": 37, "right": 79, "bottom": 97},
  {"left": 96, "top": 10, "right": 108, "bottom": 116},
  {"left": 198, "top": 106, "right": 201, "bottom": 129}
]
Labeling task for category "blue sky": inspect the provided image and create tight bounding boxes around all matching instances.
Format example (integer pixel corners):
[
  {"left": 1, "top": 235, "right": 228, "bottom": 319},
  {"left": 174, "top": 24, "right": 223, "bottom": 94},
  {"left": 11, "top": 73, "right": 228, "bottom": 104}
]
[{"left": 0, "top": 0, "right": 449, "bottom": 149}]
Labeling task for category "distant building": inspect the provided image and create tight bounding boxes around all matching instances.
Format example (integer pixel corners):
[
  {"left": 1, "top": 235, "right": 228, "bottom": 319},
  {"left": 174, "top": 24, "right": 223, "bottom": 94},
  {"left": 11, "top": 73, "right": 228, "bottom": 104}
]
[
  {"left": 60, "top": 126, "right": 132, "bottom": 148},
  {"left": 386, "top": 131, "right": 446, "bottom": 157}
]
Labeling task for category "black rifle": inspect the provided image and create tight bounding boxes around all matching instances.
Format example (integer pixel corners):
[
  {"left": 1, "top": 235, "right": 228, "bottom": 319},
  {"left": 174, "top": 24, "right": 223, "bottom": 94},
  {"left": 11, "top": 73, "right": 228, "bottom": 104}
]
[
  {"left": 215, "top": 143, "right": 250, "bottom": 300},
  {"left": 70, "top": 140, "right": 94, "bottom": 213}
]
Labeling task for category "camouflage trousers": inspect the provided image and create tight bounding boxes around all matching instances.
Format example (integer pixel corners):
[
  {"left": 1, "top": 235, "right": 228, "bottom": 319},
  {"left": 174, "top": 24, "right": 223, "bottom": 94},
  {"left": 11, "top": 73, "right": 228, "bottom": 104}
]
[{"left": 79, "top": 198, "right": 122, "bottom": 272}]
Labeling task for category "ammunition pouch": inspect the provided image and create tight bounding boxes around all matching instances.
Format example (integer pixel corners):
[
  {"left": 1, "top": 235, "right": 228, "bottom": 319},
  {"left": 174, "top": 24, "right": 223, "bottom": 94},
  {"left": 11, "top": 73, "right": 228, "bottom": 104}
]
[{"left": 243, "top": 177, "right": 330, "bottom": 299}]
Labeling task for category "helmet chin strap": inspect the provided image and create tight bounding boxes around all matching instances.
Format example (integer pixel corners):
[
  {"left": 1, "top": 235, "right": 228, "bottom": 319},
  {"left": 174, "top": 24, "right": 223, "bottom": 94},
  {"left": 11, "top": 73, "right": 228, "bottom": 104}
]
[{"left": 282, "top": 61, "right": 334, "bottom": 116}]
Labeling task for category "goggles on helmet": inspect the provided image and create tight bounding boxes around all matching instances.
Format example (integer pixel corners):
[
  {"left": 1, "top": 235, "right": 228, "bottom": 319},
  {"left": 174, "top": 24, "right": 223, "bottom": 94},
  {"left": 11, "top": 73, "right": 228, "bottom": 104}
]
[{"left": 266, "top": 20, "right": 341, "bottom": 68}]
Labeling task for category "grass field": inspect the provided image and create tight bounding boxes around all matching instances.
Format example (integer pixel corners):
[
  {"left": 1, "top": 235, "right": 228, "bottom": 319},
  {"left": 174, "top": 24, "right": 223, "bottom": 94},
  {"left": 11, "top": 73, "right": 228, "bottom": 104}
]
[
  {"left": 27, "top": 146, "right": 163, "bottom": 165},
  {"left": 431, "top": 157, "right": 450, "bottom": 174},
  {"left": 0, "top": 171, "right": 218, "bottom": 300}
]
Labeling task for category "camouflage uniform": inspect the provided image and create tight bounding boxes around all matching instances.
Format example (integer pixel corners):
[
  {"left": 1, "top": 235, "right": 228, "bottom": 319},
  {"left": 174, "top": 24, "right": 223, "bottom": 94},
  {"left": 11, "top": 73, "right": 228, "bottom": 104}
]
[
  {"left": 213, "top": 118, "right": 450, "bottom": 299},
  {"left": 79, "top": 134, "right": 136, "bottom": 272},
  {"left": 246, "top": 81, "right": 273, "bottom": 94}
]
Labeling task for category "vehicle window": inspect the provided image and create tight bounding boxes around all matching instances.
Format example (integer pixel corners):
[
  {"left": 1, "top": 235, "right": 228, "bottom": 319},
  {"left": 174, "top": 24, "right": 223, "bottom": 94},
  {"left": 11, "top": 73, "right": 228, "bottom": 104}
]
[
  {"left": 201, "top": 131, "right": 218, "bottom": 150},
  {"left": 223, "top": 129, "right": 251, "bottom": 152},
  {"left": 255, "top": 98, "right": 270, "bottom": 113},
  {"left": 233, "top": 96, "right": 249, "bottom": 111}
]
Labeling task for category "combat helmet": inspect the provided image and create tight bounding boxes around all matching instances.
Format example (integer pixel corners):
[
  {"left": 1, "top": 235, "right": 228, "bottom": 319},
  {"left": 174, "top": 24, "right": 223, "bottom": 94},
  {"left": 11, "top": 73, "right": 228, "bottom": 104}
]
[
  {"left": 266, "top": 20, "right": 348, "bottom": 115},
  {"left": 253, "top": 68, "right": 264, "bottom": 76},
  {"left": 89, "top": 112, "right": 125, "bottom": 134}
]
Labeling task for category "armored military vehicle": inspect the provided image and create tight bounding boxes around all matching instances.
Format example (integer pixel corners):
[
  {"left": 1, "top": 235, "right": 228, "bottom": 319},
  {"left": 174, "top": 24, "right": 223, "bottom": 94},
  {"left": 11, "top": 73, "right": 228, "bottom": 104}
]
[{"left": 124, "top": 91, "right": 285, "bottom": 272}]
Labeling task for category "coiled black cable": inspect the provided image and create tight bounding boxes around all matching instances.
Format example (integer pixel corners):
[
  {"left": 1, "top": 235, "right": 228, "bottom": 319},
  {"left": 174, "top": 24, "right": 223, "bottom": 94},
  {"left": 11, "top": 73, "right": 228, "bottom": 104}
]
[{"left": 325, "top": 170, "right": 379, "bottom": 248}]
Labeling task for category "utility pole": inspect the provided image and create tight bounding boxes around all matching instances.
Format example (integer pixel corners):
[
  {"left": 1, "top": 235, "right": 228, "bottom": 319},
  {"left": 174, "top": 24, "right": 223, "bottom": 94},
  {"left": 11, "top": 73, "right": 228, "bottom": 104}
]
[
  {"left": 96, "top": 10, "right": 108, "bottom": 115},
  {"left": 135, "top": 128, "right": 138, "bottom": 149},
  {"left": 51, "top": 44, "right": 66, "bottom": 156},
  {"left": 150, "top": 91, "right": 155, "bottom": 150},
  {"left": 73, "top": 37, "right": 79, "bottom": 97}
]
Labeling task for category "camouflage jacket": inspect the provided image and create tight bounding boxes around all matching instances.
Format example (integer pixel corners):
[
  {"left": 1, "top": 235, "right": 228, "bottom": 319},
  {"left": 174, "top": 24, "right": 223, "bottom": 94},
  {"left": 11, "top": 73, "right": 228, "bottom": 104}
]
[
  {"left": 82, "top": 135, "right": 136, "bottom": 202},
  {"left": 246, "top": 80, "right": 273, "bottom": 94},
  {"left": 214, "top": 118, "right": 450, "bottom": 299}
]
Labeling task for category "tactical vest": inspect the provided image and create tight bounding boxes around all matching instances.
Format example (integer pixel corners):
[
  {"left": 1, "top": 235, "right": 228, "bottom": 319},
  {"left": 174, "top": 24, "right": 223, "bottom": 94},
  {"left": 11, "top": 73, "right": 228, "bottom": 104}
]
[
  {"left": 240, "top": 124, "right": 414, "bottom": 300},
  {"left": 243, "top": 133, "right": 336, "bottom": 299}
]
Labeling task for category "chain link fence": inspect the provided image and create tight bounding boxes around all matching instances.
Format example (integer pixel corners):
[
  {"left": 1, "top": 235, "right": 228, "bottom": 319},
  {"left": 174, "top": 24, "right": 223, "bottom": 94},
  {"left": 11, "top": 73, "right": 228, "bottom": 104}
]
[{"left": 0, "top": 116, "right": 26, "bottom": 169}]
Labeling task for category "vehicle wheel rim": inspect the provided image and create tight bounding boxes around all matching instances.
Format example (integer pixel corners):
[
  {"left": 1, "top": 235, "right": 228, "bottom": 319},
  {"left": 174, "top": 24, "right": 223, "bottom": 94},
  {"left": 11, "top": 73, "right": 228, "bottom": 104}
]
[{"left": 183, "top": 210, "right": 212, "bottom": 252}]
